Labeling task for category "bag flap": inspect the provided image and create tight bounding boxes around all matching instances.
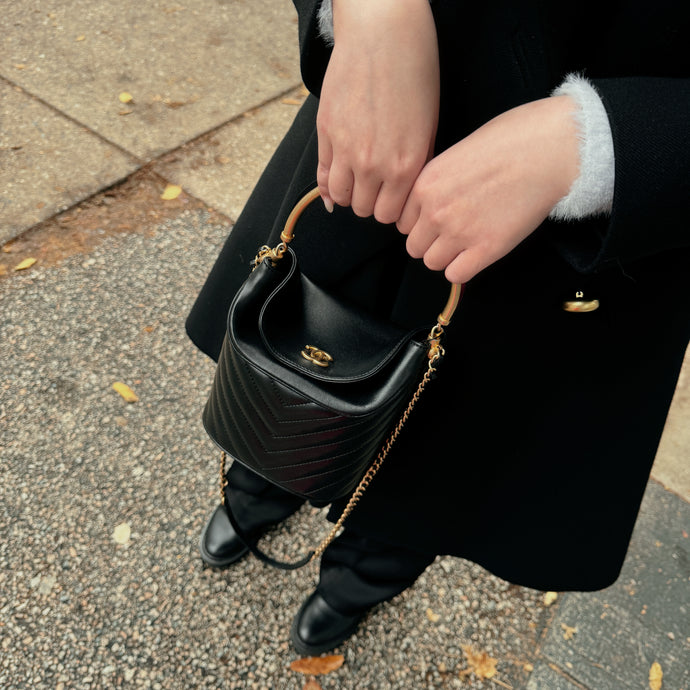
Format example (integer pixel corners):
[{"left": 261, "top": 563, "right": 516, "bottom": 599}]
[{"left": 259, "top": 250, "right": 421, "bottom": 383}]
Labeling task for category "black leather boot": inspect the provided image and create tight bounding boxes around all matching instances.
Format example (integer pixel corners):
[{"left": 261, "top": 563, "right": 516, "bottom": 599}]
[
  {"left": 290, "top": 590, "right": 366, "bottom": 656},
  {"left": 199, "top": 504, "right": 253, "bottom": 568}
]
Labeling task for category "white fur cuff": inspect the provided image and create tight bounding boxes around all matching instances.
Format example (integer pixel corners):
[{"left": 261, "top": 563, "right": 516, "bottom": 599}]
[{"left": 549, "top": 74, "right": 615, "bottom": 221}]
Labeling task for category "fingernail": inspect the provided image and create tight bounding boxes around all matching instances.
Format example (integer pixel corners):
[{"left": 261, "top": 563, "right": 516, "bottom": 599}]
[{"left": 323, "top": 197, "right": 334, "bottom": 213}]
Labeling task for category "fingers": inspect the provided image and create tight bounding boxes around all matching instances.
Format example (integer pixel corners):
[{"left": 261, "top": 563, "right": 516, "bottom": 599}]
[
  {"left": 317, "top": 125, "right": 419, "bottom": 222},
  {"left": 350, "top": 175, "right": 381, "bottom": 219},
  {"left": 317, "top": 133, "right": 335, "bottom": 213},
  {"left": 444, "top": 249, "right": 486, "bottom": 285},
  {"left": 318, "top": 161, "right": 412, "bottom": 223},
  {"left": 398, "top": 198, "right": 483, "bottom": 284},
  {"left": 373, "top": 179, "right": 413, "bottom": 225},
  {"left": 396, "top": 193, "right": 421, "bottom": 236},
  {"left": 328, "top": 165, "right": 355, "bottom": 208},
  {"left": 317, "top": 135, "right": 355, "bottom": 211}
]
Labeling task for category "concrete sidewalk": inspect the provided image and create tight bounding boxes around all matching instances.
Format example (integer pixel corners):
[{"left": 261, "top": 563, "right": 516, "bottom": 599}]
[{"left": 1, "top": 2, "right": 688, "bottom": 688}]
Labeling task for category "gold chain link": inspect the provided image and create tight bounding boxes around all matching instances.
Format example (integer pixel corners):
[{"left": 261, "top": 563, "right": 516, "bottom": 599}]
[{"left": 219, "top": 451, "right": 228, "bottom": 505}]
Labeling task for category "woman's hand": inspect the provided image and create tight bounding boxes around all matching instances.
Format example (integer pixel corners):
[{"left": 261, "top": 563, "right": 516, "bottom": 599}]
[
  {"left": 317, "top": 0, "right": 439, "bottom": 224},
  {"left": 397, "top": 96, "right": 581, "bottom": 283}
]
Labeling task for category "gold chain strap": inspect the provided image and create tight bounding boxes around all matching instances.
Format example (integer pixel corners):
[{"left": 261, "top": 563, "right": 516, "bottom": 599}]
[
  {"left": 310, "top": 342, "right": 443, "bottom": 563},
  {"left": 220, "top": 451, "right": 228, "bottom": 505}
]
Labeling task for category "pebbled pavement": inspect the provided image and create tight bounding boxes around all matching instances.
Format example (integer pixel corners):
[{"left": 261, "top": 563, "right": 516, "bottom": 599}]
[
  {"left": 1, "top": 0, "right": 688, "bottom": 687},
  {"left": 1, "top": 206, "right": 688, "bottom": 689}
]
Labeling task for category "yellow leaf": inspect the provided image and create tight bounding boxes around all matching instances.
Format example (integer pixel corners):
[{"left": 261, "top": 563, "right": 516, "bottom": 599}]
[
  {"left": 543, "top": 591, "right": 558, "bottom": 607},
  {"left": 160, "top": 184, "right": 182, "bottom": 200},
  {"left": 524, "top": 662, "right": 534, "bottom": 672},
  {"left": 14, "top": 257, "right": 37, "bottom": 271},
  {"left": 561, "top": 623, "right": 577, "bottom": 640},
  {"left": 649, "top": 661, "right": 663, "bottom": 690},
  {"left": 118, "top": 92, "right": 134, "bottom": 104},
  {"left": 76, "top": 35, "right": 86, "bottom": 41},
  {"left": 112, "top": 523, "right": 131, "bottom": 544},
  {"left": 460, "top": 645, "right": 498, "bottom": 680},
  {"left": 289, "top": 655, "right": 344, "bottom": 675},
  {"left": 426, "top": 607, "right": 441, "bottom": 623},
  {"left": 112, "top": 382, "right": 139, "bottom": 403}
]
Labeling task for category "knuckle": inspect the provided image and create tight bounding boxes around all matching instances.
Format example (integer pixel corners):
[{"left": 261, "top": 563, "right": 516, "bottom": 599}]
[
  {"left": 331, "top": 190, "right": 350, "bottom": 205},
  {"left": 374, "top": 210, "right": 398, "bottom": 225},
  {"left": 352, "top": 204, "right": 372, "bottom": 218},
  {"left": 395, "top": 153, "right": 422, "bottom": 181},
  {"left": 428, "top": 208, "right": 446, "bottom": 229},
  {"left": 406, "top": 236, "right": 422, "bottom": 258},
  {"left": 423, "top": 254, "right": 446, "bottom": 272}
]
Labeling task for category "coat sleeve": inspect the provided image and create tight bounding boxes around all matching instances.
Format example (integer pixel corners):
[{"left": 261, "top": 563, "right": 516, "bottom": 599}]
[
  {"left": 291, "top": 0, "right": 331, "bottom": 96},
  {"left": 547, "top": 77, "right": 690, "bottom": 272},
  {"left": 289, "top": 2, "right": 690, "bottom": 273}
]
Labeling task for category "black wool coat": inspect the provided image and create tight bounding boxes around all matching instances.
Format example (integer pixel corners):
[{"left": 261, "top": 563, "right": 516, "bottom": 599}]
[{"left": 187, "top": 0, "right": 690, "bottom": 591}]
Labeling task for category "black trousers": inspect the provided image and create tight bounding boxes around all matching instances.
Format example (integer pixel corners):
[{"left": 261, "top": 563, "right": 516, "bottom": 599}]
[{"left": 226, "top": 461, "right": 435, "bottom": 616}]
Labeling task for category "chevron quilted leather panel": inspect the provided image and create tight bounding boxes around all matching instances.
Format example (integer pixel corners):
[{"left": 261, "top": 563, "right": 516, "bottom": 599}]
[{"left": 203, "top": 334, "right": 426, "bottom": 503}]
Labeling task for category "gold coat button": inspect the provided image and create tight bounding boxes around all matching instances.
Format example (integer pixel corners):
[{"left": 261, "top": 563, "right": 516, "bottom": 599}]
[{"left": 562, "top": 291, "right": 600, "bottom": 313}]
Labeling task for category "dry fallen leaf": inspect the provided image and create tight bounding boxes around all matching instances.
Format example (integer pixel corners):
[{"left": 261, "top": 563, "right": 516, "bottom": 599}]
[
  {"left": 290, "top": 655, "right": 344, "bottom": 676},
  {"left": 649, "top": 661, "right": 663, "bottom": 690},
  {"left": 160, "top": 184, "right": 182, "bottom": 200},
  {"left": 14, "top": 257, "right": 37, "bottom": 271},
  {"left": 426, "top": 607, "right": 441, "bottom": 623},
  {"left": 543, "top": 591, "right": 558, "bottom": 607},
  {"left": 118, "top": 92, "right": 134, "bottom": 104},
  {"left": 112, "top": 382, "right": 139, "bottom": 403},
  {"left": 561, "top": 623, "right": 577, "bottom": 640},
  {"left": 113, "top": 523, "right": 131, "bottom": 544},
  {"left": 76, "top": 35, "right": 86, "bottom": 41},
  {"left": 281, "top": 97, "right": 303, "bottom": 106},
  {"left": 460, "top": 645, "right": 498, "bottom": 680}
]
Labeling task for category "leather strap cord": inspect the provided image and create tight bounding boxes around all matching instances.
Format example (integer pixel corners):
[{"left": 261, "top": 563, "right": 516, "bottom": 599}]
[{"left": 220, "top": 455, "right": 313, "bottom": 570}]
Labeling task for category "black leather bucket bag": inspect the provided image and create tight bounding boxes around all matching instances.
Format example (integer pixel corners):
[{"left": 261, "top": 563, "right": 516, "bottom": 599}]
[{"left": 202, "top": 188, "right": 463, "bottom": 566}]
